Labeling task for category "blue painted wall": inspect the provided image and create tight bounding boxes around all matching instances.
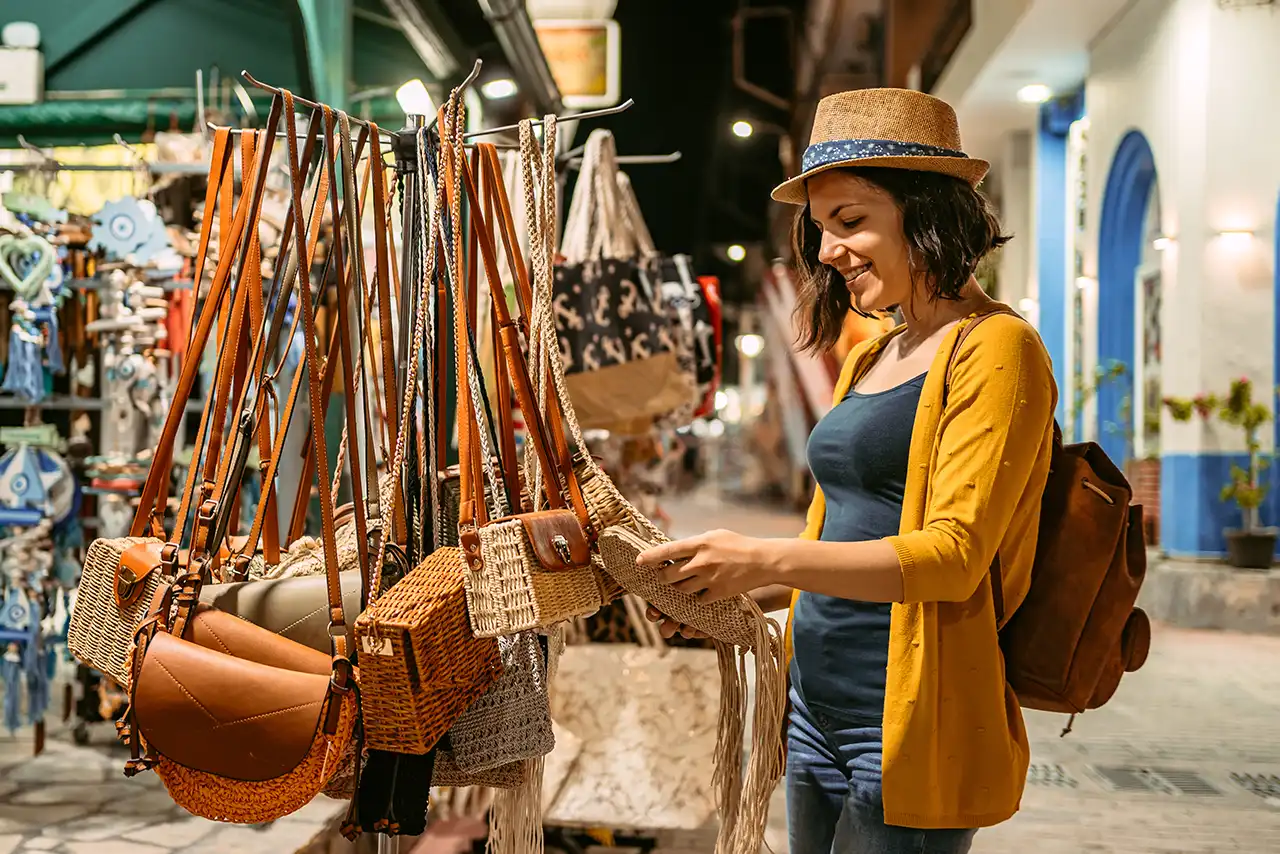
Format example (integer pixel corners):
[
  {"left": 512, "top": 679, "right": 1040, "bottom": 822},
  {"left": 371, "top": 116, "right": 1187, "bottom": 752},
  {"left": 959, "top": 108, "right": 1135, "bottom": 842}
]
[
  {"left": 1096, "top": 130, "right": 1157, "bottom": 464},
  {"left": 1162, "top": 454, "right": 1279, "bottom": 557},
  {"left": 1036, "top": 94, "right": 1085, "bottom": 422}
]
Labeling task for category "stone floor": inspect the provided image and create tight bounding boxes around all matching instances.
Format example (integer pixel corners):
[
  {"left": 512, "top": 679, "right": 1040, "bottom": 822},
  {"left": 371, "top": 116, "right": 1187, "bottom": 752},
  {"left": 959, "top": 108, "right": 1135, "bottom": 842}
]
[
  {"left": 3, "top": 491, "right": 1279, "bottom": 853},
  {"left": 0, "top": 729, "right": 349, "bottom": 854}
]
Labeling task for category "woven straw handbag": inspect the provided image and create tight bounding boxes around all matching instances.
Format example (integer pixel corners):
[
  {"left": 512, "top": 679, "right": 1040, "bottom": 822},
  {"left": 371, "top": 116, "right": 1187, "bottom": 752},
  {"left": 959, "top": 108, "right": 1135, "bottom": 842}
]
[
  {"left": 66, "top": 126, "right": 249, "bottom": 685},
  {"left": 449, "top": 143, "right": 608, "bottom": 640},
  {"left": 116, "top": 95, "right": 365, "bottom": 824},
  {"left": 520, "top": 118, "right": 787, "bottom": 854}
]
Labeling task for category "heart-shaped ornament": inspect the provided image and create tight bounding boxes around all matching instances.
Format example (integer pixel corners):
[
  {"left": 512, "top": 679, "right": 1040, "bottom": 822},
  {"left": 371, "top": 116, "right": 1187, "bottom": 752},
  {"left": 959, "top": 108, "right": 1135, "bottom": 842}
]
[{"left": 0, "top": 233, "right": 55, "bottom": 299}]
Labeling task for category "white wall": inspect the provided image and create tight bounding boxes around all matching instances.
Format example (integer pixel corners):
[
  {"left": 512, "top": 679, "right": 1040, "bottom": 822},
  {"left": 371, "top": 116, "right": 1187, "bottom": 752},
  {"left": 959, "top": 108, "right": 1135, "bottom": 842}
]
[
  {"left": 1083, "top": 0, "right": 1279, "bottom": 455},
  {"left": 997, "top": 129, "right": 1035, "bottom": 308}
]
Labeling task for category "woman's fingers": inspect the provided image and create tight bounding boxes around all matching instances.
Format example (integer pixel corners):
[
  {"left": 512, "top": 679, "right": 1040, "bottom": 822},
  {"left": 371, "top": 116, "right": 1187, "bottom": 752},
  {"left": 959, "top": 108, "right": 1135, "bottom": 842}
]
[
  {"left": 644, "top": 605, "right": 709, "bottom": 640},
  {"left": 636, "top": 536, "right": 702, "bottom": 567}
]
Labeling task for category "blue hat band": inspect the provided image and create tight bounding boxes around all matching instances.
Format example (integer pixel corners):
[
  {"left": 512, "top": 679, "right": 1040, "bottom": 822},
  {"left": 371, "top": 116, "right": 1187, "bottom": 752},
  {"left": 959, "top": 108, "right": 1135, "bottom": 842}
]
[{"left": 800, "top": 139, "right": 968, "bottom": 174}]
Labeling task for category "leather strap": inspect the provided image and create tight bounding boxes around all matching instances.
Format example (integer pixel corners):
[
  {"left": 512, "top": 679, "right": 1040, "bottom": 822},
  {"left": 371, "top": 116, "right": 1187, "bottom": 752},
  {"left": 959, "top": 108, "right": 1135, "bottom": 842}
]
[
  {"left": 283, "top": 92, "right": 347, "bottom": 652},
  {"left": 483, "top": 142, "right": 586, "bottom": 516},
  {"left": 230, "top": 117, "right": 331, "bottom": 567},
  {"left": 476, "top": 145, "right": 591, "bottom": 528},
  {"left": 368, "top": 127, "right": 405, "bottom": 546},
  {"left": 456, "top": 148, "right": 582, "bottom": 524},
  {"left": 129, "top": 97, "right": 279, "bottom": 539}
]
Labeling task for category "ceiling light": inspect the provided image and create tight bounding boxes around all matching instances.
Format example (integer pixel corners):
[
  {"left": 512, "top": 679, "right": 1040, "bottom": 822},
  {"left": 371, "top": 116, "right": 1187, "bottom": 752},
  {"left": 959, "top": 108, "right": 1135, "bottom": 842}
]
[
  {"left": 480, "top": 78, "right": 518, "bottom": 100},
  {"left": 1152, "top": 236, "right": 1173, "bottom": 250},
  {"left": 726, "top": 244, "right": 747, "bottom": 262},
  {"left": 1017, "top": 83, "right": 1053, "bottom": 104},
  {"left": 1218, "top": 230, "right": 1254, "bottom": 241},
  {"left": 732, "top": 120, "right": 754, "bottom": 139},
  {"left": 395, "top": 79, "right": 436, "bottom": 117}
]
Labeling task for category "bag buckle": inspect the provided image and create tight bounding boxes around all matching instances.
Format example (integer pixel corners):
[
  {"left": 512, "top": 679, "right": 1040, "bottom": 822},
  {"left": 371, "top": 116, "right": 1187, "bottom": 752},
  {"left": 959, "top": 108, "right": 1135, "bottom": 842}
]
[
  {"left": 115, "top": 567, "right": 138, "bottom": 602},
  {"left": 552, "top": 534, "right": 572, "bottom": 564}
]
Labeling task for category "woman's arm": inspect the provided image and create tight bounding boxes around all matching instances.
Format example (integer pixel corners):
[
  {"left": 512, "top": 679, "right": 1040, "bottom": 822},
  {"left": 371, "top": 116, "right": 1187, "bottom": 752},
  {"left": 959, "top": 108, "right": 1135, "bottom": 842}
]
[
  {"left": 636, "top": 530, "right": 903, "bottom": 603},
  {"left": 639, "top": 318, "right": 1055, "bottom": 606}
]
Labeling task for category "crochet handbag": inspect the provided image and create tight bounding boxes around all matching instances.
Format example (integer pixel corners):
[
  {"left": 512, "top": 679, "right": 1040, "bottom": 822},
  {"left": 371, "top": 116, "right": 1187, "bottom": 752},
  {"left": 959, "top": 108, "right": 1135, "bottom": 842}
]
[{"left": 523, "top": 117, "right": 787, "bottom": 854}]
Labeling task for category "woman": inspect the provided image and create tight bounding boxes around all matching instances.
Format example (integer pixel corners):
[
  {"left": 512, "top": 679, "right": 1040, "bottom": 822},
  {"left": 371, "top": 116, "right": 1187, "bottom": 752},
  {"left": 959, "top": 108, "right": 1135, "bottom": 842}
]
[{"left": 639, "top": 88, "right": 1057, "bottom": 853}]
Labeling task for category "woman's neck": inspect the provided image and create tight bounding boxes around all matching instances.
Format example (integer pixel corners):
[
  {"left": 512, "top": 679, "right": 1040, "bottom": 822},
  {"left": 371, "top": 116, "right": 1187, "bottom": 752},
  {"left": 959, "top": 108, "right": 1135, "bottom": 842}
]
[{"left": 899, "top": 276, "right": 994, "bottom": 339}]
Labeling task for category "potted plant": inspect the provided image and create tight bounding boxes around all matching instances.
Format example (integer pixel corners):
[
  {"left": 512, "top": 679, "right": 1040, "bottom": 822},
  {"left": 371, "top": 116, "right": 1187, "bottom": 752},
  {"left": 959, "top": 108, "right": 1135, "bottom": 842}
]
[{"left": 1164, "top": 378, "right": 1276, "bottom": 569}]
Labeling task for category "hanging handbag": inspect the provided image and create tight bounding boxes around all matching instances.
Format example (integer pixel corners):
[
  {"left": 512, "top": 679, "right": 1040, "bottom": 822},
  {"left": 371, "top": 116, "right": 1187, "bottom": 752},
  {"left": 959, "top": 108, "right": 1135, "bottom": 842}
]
[
  {"left": 353, "top": 120, "right": 503, "bottom": 760},
  {"left": 117, "top": 93, "right": 360, "bottom": 825},
  {"left": 524, "top": 117, "right": 787, "bottom": 854},
  {"left": 552, "top": 131, "right": 694, "bottom": 431}
]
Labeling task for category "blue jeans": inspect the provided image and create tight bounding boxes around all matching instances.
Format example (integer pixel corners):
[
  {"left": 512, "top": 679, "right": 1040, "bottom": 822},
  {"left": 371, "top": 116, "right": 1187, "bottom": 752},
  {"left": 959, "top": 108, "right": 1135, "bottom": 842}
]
[{"left": 786, "top": 688, "right": 977, "bottom": 854}]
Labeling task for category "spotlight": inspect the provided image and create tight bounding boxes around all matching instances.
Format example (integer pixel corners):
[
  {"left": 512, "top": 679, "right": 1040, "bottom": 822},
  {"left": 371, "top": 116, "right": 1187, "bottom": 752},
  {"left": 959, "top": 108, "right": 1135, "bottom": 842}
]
[
  {"left": 395, "top": 79, "right": 436, "bottom": 116},
  {"left": 732, "top": 120, "right": 754, "bottom": 139},
  {"left": 726, "top": 244, "right": 746, "bottom": 262},
  {"left": 480, "top": 78, "right": 518, "bottom": 100}
]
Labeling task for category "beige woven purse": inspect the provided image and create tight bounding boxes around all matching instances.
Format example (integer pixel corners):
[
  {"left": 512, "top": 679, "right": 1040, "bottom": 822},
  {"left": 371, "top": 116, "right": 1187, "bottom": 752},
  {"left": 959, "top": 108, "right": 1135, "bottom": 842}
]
[
  {"left": 452, "top": 142, "right": 609, "bottom": 640},
  {"left": 522, "top": 117, "right": 786, "bottom": 854}
]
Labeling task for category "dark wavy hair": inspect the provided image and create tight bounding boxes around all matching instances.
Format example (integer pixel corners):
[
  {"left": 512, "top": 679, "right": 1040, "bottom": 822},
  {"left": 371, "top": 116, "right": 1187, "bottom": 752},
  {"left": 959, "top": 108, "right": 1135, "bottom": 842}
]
[{"left": 791, "top": 166, "right": 1010, "bottom": 354}]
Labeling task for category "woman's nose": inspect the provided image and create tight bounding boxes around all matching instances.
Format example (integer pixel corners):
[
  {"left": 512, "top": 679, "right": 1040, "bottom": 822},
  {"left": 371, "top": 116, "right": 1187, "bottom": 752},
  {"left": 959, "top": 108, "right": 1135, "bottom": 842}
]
[{"left": 817, "top": 232, "right": 844, "bottom": 266}]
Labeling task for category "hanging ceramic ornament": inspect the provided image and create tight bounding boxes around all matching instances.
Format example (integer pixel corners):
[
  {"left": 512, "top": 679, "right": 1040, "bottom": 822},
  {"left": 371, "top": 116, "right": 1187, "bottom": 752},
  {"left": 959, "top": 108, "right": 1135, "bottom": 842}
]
[
  {"left": 0, "top": 444, "right": 72, "bottom": 523},
  {"left": 89, "top": 197, "right": 172, "bottom": 265}
]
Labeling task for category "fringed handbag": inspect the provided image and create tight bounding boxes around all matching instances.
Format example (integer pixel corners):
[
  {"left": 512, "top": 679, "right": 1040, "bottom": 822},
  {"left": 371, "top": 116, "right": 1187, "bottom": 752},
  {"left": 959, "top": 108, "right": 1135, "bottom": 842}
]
[{"left": 523, "top": 117, "right": 787, "bottom": 854}]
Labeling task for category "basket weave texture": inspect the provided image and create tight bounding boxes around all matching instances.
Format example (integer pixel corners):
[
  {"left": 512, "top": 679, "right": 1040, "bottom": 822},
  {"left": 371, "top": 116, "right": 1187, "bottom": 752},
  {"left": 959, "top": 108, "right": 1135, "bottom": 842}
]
[
  {"left": 448, "top": 631, "right": 554, "bottom": 772},
  {"left": 576, "top": 461, "right": 757, "bottom": 649},
  {"left": 433, "top": 752, "right": 528, "bottom": 790},
  {"left": 68, "top": 536, "right": 169, "bottom": 686},
  {"left": 355, "top": 547, "right": 503, "bottom": 754},
  {"left": 464, "top": 517, "right": 604, "bottom": 638},
  {"left": 151, "top": 682, "right": 358, "bottom": 823}
]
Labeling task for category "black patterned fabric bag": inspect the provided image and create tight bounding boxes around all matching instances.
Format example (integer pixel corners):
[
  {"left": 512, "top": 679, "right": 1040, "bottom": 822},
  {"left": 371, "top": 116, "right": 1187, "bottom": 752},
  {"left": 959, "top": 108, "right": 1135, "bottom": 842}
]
[{"left": 553, "top": 131, "right": 694, "bottom": 431}]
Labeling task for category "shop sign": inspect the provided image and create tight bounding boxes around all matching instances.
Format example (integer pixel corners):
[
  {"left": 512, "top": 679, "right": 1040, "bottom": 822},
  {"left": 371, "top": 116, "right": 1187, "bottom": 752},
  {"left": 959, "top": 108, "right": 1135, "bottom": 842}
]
[{"left": 534, "top": 19, "right": 621, "bottom": 109}]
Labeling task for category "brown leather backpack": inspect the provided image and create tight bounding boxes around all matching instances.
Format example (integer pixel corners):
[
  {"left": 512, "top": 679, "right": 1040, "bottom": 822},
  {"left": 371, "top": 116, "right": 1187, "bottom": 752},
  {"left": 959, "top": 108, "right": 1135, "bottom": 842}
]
[{"left": 949, "top": 310, "right": 1152, "bottom": 724}]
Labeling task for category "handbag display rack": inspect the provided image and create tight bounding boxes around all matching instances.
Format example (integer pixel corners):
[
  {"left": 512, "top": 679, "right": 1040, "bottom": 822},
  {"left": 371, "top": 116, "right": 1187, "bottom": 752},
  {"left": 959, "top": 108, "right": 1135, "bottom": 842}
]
[{"left": 65, "top": 59, "right": 777, "bottom": 854}]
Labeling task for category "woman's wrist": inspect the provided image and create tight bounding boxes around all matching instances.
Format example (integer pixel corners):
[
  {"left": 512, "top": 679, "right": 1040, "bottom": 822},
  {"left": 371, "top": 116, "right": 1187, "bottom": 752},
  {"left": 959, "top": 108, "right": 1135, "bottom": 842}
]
[{"left": 755, "top": 538, "right": 793, "bottom": 587}]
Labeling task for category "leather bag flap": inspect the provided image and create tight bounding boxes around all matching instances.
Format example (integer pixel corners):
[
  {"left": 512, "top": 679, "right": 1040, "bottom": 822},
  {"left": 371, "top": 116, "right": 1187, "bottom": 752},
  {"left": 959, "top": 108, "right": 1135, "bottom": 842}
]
[
  {"left": 516, "top": 510, "right": 591, "bottom": 571},
  {"left": 116, "top": 541, "right": 167, "bottom": 608},
  {"left": 133, "top": 631, "right": 331, "bottom": 782}
]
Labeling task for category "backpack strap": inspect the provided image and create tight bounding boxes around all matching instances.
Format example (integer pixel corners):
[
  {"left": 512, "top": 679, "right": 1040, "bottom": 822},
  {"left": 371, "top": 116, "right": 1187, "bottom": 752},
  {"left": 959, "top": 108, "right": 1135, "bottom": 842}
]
[{"left": 941, "top": 304, "right": 1020, "bottom": 624}]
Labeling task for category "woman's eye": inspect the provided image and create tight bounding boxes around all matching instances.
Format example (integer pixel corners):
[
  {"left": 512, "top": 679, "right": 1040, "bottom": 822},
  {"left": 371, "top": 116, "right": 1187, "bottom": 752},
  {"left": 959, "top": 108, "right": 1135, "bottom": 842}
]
[{"left": 842, "top": 218, "right": 862, "bottom": 229}]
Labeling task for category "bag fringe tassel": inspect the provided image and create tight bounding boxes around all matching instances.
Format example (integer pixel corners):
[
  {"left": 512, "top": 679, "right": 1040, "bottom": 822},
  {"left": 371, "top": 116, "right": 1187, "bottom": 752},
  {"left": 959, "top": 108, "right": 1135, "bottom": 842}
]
[{"left": 712, "top": 606, "right": 786, "bottom": 854}]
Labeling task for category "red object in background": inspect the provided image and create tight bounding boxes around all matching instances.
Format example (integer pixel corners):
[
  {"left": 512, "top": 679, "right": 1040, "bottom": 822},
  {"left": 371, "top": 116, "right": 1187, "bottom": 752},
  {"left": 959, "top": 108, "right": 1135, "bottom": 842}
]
[
  {"left": 694, "top": 275, "right": 723, "bottom": 418},
  {"left": 166, "top": 270, "right": 195, "bottom": 365}
]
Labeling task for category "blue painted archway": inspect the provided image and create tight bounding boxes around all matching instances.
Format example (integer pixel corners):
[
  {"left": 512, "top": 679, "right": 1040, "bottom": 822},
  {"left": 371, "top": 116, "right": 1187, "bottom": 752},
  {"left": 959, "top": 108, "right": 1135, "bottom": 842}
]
[{"left": 1096, "top": 130, "right": 1157, "bottom": 463}]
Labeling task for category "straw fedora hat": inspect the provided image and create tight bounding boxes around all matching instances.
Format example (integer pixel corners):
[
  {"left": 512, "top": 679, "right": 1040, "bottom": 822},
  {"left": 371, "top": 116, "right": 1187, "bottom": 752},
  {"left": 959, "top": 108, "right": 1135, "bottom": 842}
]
[{"left": 771, "top": 88, "right": 990, "bottom": 206}]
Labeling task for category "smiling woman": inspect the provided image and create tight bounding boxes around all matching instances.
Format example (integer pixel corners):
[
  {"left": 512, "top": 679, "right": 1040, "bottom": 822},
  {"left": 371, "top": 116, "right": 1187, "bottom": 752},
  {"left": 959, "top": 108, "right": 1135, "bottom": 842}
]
[
  {"left": 792, "top": 166, "right": 1009, "bottom": 351},
  {"left": 640, "top": 87, "right": 1057, "bottom": 854}
]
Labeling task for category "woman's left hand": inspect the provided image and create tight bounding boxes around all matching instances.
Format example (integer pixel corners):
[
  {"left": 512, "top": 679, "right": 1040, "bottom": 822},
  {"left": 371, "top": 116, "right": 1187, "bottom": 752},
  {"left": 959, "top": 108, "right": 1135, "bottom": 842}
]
[{"left": 636, "top": 529, "right": 779, "bottom": 603}]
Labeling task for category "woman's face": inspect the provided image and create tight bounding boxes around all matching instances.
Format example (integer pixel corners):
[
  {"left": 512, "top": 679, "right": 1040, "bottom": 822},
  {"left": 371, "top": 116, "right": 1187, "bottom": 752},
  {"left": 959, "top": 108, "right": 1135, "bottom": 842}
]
[{"left": 806, "top": 170, "right": 915, "bottom": 315}]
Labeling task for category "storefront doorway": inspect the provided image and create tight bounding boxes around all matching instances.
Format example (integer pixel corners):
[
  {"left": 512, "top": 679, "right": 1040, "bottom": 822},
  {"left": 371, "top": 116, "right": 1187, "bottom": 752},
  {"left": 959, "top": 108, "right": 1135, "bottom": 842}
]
[{"left": 1096, "top": 129, "right": 1158, "bottom": 467}]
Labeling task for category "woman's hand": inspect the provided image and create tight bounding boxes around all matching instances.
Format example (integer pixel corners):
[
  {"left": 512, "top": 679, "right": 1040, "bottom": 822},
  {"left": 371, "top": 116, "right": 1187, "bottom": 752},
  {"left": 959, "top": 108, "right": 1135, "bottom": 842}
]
[
  {"left": 644, "top": 605, "right": 709, "bottom": 641},
  {"left": 636, "top": 529, "right": 780, "bottom": 603}
]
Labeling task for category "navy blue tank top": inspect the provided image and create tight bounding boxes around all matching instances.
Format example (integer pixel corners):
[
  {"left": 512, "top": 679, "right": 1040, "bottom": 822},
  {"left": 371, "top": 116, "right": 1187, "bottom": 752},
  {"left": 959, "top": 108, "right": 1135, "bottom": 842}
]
[{"left": 791, "top": 372, "right": 925, "bottom": 721}]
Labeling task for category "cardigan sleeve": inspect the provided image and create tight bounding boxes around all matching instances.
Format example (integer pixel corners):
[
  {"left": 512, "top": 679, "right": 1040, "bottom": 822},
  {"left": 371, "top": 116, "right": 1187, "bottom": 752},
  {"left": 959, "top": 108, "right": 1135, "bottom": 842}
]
[{"left": 886, "top": 317, "right": 1056, "bottom": 604}]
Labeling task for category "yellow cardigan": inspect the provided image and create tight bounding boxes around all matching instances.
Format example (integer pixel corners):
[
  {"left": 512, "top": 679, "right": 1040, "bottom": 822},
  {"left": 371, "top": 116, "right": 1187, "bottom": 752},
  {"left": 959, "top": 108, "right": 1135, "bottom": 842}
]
[{"left": 789, "top": 307, "right": 1057, "bottom": 829}]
